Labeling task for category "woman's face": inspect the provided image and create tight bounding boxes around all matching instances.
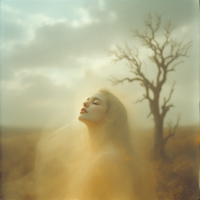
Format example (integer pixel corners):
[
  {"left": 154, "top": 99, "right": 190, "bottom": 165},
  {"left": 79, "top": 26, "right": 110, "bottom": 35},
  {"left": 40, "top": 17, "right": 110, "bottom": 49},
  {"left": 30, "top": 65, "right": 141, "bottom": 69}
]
[{"left": 78, "top": 92, "right": 107, "bottom": 125}]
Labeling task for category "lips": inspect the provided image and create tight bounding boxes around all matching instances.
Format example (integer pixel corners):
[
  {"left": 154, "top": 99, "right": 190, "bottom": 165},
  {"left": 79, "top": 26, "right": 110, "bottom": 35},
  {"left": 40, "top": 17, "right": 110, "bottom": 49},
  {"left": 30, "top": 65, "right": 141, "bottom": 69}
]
[{"left": 80, "top": 108, "right": 88, "bottom": 113}]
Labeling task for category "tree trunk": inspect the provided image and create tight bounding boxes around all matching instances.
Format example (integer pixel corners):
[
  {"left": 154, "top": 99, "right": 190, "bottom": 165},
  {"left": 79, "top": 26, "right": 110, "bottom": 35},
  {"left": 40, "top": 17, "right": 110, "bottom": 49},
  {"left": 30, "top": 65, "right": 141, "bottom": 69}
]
[
  {"left": 151, "top": 94, "right": 165, "bottom": 159},
  {"left": 153, "top": 115, "right": 165, "bottom": 159}
]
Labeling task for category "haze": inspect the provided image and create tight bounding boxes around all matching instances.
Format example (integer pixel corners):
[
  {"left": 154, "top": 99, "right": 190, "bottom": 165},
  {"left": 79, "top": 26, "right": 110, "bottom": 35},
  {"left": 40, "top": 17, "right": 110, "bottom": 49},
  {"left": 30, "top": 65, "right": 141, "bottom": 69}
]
[{"left": 0, "top": 0, "right": 199, "bottom": 129}]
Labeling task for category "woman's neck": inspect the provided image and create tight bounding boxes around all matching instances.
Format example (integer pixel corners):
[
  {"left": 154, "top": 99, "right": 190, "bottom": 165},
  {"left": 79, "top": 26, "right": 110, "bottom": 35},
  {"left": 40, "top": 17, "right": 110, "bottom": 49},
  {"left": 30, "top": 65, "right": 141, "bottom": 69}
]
[{"left": 86, "top": 124, "right": 106, "bottom": 153}]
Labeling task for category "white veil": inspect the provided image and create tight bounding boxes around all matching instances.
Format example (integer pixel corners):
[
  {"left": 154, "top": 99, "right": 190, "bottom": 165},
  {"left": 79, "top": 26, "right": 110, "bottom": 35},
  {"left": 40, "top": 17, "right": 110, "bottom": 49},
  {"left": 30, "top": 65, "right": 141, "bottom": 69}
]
[
  {"left": 34, "top": 89, "right": 159, "bottom": 200},
  {"left": 34, "top": 119, "right": 91, "bottom": 200}
]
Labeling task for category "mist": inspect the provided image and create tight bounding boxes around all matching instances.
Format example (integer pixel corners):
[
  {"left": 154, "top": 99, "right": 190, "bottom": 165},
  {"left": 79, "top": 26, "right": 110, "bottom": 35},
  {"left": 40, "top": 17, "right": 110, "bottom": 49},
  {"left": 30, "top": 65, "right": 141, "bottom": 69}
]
[
  {"left": 0, "top": 0, "right": 199, "bottom": 200},
  {"left": 0, "top": 0, "right": 198, "bottom": 129}
]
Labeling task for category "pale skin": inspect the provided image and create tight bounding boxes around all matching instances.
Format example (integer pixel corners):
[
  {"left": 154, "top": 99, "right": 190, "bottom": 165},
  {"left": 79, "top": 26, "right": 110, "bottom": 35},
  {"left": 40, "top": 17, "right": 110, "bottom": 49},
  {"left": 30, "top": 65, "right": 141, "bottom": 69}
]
[
  {"left": 78, "top": 94, "right": 133, "bottom": 199},
  {"left": 78, "top": 91, "right": 126, "bottom": 163},
  {"left": 78, "top": 92, "right": 107, "bottom": 138}
]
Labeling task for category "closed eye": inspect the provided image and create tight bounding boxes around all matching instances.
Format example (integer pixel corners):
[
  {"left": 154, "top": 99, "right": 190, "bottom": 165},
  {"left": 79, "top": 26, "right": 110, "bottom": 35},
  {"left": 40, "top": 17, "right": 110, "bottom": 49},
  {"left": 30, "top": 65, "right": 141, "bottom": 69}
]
[{"left": 93, "top": 103, "right": 99, "bottom": 105}]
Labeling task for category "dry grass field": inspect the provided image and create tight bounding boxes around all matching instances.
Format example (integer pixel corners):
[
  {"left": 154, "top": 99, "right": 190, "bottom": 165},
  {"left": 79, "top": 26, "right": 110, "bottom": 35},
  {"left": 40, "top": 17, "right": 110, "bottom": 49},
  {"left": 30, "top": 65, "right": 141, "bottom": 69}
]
[
  {"left": 136, "top": 125, "right": 199, "bottom": 200},
  {"left": 0, "top": 127, "right": 42, "bottom": 200},
  {"left": 0, "top": 125, "right": 199, "bottom": 200}
]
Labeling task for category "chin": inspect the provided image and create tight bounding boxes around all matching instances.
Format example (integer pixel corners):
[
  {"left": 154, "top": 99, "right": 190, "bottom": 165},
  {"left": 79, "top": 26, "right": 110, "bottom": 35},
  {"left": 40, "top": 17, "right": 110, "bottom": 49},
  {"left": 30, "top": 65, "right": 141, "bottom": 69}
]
[
  {"left": 78, "top": 116, "right": 97, "bottom": 126},
  {"left": 78, "top": 115, "right": 87, "bottom": 123},
  {"left": 78, "top": 115, "right": 83, "bottom": 121}
]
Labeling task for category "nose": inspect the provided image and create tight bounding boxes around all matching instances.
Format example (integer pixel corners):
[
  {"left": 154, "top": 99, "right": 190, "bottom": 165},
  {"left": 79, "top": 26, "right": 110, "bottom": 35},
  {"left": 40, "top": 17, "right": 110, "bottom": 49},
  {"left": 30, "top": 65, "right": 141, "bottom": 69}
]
[{"left": 83, "top": 101, "right": 89, "bottom": 107}]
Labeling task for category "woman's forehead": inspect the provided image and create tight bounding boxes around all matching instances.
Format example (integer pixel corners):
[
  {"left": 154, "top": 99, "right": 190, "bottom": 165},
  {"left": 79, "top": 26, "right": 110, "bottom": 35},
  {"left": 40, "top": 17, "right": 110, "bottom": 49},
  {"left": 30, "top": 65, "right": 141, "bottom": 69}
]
[{"left": 88, "top": 92, "right": 105, "bottom": 101}]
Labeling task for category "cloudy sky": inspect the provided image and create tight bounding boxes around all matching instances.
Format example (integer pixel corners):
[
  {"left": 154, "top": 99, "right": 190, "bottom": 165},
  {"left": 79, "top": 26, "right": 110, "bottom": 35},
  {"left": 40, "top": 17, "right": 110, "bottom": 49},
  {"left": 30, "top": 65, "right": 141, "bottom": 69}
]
[{"left": 0, "top": 0, "right": 199, "bottom": 129}]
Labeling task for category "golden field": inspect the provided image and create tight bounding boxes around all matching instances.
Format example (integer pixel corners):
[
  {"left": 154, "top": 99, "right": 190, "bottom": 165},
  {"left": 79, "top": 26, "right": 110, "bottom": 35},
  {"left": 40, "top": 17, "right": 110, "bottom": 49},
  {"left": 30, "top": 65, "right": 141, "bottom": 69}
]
[{"left": 0, "top": 125, "right": 199, "bottom": 200}]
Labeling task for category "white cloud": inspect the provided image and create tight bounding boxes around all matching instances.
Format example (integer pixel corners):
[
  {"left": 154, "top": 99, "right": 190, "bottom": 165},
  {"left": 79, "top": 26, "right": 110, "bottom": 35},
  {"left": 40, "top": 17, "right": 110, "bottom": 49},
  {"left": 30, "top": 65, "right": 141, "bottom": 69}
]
[
  {"left": 99, "top": 0, "right": 105, "bottom": 10},
  {"left": 29, "top": 14, "right": 68, "bottom": 27},
  {"left": 2, "top": 16, "right": 124, "bottom": 71},
  {"left": 71, "top": 8, "right": 100, "bottom": 28},
  {"left": 1, "top": 72, "right": 78, "bottom": 127},
  {"left": 0, "top": 0, "right": 198, "bottom": 128},
  {"left": 109, "top": 11, "right": 117, "bottom": 21},
  {"left": 180, "top": 25, "right": 189, "bottom": 33},
  {"left": 1, "top": 4, "right": 20, "bottom": 15}
]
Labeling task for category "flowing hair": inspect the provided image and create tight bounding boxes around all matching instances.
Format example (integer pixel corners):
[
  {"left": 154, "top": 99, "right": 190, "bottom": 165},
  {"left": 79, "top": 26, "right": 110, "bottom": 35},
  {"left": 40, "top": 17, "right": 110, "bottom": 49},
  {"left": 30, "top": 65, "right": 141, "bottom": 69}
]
[
  {"left": 97, "top": 89, "right": 158, "bottom": 200},
  {"left": 98, "top": 89, "right": 134, "bottom": 161},
  {"left": 34, "top": 88, "right": 158, "bottom": 200}
]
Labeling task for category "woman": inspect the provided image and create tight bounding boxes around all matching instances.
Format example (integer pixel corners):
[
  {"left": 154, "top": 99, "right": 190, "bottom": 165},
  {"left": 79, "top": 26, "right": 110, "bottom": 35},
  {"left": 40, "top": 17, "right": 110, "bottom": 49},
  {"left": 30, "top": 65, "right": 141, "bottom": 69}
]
[
  {"left": 35, "top": 89, "right": 158, "bottom": 200},
  {"left": 76, "top": 89, "right": 135, "bottom": 200}
]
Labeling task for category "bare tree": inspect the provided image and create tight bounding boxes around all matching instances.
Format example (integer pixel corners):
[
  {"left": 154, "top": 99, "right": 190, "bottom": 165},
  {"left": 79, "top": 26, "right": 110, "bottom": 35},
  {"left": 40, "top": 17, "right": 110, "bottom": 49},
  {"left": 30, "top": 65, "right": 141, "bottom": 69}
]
[{"left": 108, "top": 13, "right": 191, "bottom": 159}]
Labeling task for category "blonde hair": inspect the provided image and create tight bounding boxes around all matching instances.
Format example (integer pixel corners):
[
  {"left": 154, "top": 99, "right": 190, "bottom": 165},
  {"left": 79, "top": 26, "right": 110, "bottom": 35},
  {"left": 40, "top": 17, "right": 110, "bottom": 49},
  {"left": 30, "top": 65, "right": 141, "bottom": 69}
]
[
  {"left": 98, "top": 89, "right": 134, "bottom": 160},
  {"left": 98, "top": 89, "right": 158, "bottom": 200},
  {"left": 34, "top": 89, "right": 158, "bottom": 200}
]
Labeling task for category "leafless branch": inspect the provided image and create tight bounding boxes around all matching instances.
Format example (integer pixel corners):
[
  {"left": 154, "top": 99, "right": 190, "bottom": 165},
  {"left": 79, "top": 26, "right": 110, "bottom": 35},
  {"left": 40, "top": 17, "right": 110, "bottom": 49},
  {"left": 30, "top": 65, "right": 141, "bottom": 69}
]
[
  {"left": 164, "top": 40, "right": 192, "bottom": 67},
  {"left": 108, "top": 44, "right": 141, "bottom": 66},
  {"left": 108, "top": 13, "right": 191, "bottom": 157},
  {"left": 165, "top": 81, "right": 175, "bottom": 104},
  {"left": 167, "top": 61, "right": 184, "bottom": 72},
  {"left": 147, "top": 111, "right": 152, "bottom": 118},
  {"left": 161, "top": 20, "right": 175, "bottom": 51},
  {"left": 161, "top": 81, "right": 176, "bottom": 118},
  {"left": 131, "top": 14, "right": 191, "bottom": 89},
  {"left": 108, "top": 76, "right": 143, "bottom": 86},
  {"left": 134, "top": 94, "right": 147, "bottom": 103},
  {"left": 109, "top": 43, "right": 156, "bottom": 93},
  {"left": 163, "top": 114, "right": 181, "bottom": 145}
]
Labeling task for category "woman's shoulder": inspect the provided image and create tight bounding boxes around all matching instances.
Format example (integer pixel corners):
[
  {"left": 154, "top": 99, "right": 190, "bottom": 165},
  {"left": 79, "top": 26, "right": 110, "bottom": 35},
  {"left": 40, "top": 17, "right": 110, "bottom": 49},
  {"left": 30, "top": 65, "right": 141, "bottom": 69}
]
[
  {"left": 94, "top": 143, "right": 127, "bottom": 168},
  {"left": 90, "top": 143, "right": 134, "bottom": 199}
]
